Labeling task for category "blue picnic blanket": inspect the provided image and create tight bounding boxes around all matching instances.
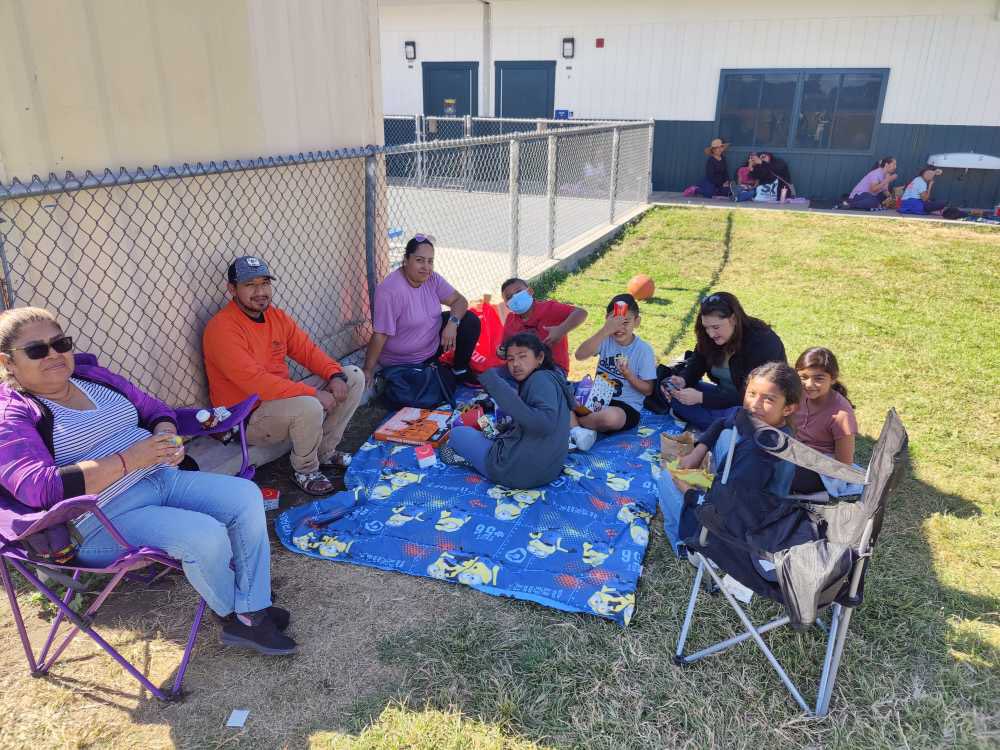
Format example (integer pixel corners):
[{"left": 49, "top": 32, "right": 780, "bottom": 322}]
[{"left": 275, "top": 401, "right": 684, "bottom": 625}]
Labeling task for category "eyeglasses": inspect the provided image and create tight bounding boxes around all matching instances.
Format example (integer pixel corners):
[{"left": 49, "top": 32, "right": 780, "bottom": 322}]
[{"left": 6, "top": 335, "right": 75, "bottom": 360}]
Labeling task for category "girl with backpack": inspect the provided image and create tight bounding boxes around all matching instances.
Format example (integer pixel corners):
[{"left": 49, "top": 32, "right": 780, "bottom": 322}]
[
  {"left": 673, "top": 361, "right": 800, "bottom": 499},
  {"left": 664, "top": 362, "right": 801, "bottom": 555},
  {"left": 444, "top": 333, "right": 576, "bottom": 489}
]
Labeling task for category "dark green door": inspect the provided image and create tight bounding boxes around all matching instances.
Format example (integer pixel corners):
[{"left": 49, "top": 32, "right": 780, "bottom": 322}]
[
  {"left": 494, "top": 61, "right": 556, "bottom": 119},
  {"left": 422, "top": 62, "right": 479, "bottom": 117}
]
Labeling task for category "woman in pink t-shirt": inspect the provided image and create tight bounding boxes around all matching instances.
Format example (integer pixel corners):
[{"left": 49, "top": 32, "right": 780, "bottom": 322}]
[
  {"left": 844, "top": 157, "right": 897, "bottom": 211},
  {"left": 791, "top": 347, "right": 859, "bottom": 494},
  {"left": 363, "top": 235, "right": 481, "bottom": 388}
]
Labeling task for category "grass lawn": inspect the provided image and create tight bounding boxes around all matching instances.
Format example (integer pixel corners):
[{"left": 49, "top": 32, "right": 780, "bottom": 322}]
[{"left": 1, "top": 206, "right": 997, "bottom": 748}]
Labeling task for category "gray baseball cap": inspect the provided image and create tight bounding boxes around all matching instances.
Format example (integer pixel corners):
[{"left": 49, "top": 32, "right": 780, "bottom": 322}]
[{"left": 227, "top": 256, "right": 275, "bottom": 284}]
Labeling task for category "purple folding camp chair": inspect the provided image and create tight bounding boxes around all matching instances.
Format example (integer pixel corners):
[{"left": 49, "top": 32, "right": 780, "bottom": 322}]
[{"left": 0, "top": 393, "right": 260, "bottom": 701}]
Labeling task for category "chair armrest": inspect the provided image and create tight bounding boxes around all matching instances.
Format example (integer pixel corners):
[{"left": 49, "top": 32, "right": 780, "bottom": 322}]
[
  {"left": 175, "top": 395, "right": 260, "bottom": 438},
  {"left": 2, "top": 495, "right": 99, "bottom": 541}
]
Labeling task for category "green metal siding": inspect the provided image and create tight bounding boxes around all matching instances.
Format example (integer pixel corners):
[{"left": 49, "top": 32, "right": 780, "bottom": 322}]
[{"left": 653, "top": 120, "right": 1000, "bottom": 208}]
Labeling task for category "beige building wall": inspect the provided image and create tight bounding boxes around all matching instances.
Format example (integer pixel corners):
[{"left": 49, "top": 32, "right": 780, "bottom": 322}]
[
  {"left": 0, "top": 0, "right": 386, "bottom": 406},
  {"left": 0, "top": 0, "right": 384, "bottom": 183}
]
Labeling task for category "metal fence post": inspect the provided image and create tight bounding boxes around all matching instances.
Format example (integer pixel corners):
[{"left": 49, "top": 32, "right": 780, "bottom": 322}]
[
  {"left": 364, "top": 153, "right": 379, "bottom": 317},
  {"left": 0, "top": 218, "right": 13, "bottom": 310},
  {"left": 608, "top": 127, "right": 621, "bottom": 225},
  {"left": 546, "top": 134, "right": 558, "bottom": 258},
  {"left": 508, "top": 139, "right": 521, "bottom": 278},
  {"left": 645, "top": 122, "right": 655, "bottom": 201},
  {"left": 415, "top": 115, "right": 424, "bottom": 187}
]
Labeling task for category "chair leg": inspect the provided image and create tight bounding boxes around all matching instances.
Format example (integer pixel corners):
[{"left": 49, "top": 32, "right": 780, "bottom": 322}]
[
  {"left": 171, "top": 597, "right": 206, "bottom": 696},
  {"left": 1, "top": 557, "right": 40, "bottom": 673},
  {"left": 816, "top": 603, "right": 853, "bottom": 716},
  {"left": 673, "top": 555, "right": 704, "bottom": 664},
  {"left": 7, "top": 558, "right": 174, "bottom": 701},
  {"left": 37, "top": 569, "right": 82, "bottom": 667},
  {"left": 700, "top": 559, "right": 812, "bottom": 714},
  {"left": 41, "top": 569, "right": 129, "bottom": 673}
]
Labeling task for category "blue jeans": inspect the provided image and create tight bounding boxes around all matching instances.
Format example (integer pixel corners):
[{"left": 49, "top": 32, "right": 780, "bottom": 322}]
[
  {"left": 448, "top": 426, "right": 493, "bottom": 477},
  {"left": 74, "top": 468, "right": 270, "bottom": 616},
  {"left": 670, "top": 382, "right": 739, "bottom": 431}
]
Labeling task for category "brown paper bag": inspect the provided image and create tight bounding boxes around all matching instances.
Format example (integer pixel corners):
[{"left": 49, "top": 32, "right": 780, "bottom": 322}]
[{"left": 660, "top": 431, "right": 695, "bottom": 466}]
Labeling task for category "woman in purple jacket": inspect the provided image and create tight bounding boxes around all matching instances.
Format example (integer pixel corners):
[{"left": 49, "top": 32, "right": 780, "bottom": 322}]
[{"left": 0, "top": 307, "right": 296, "bottom": 656}]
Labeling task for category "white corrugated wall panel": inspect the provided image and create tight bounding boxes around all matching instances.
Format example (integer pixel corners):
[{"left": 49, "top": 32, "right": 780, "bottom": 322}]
[{"left": 381, "top": 1, "right": 1000, "bottom": 127}]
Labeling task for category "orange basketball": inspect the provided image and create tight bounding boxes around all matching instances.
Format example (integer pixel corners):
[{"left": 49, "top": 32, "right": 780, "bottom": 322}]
[{"left": 627, "top": 274, "right": 655, "bottom": 301}]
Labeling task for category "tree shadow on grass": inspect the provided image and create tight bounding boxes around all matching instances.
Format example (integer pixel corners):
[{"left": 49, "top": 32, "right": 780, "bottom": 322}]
[{"left": 658, "top": 212, "right": 733, "bottom": 359}]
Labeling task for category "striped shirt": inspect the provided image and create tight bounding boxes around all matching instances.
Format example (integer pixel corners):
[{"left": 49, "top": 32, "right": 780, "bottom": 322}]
[{"left": 40, "top": 378, "right": 168, "bottom": 519}]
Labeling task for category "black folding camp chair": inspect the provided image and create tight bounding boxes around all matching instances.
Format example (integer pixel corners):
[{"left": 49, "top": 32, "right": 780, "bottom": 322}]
[{"left": 674, "top": 409, "right": 909, "bottom": 716}]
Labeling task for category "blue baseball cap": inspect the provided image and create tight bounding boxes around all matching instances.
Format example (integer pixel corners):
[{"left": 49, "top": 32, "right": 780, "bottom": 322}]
[{"left": 227, "top": 256, "right": 275, "bottom": 284}]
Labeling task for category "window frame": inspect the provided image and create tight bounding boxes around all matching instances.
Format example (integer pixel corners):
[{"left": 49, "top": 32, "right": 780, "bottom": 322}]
[{"left": 714, "top": 68, "right": 890, "bottom": 156}]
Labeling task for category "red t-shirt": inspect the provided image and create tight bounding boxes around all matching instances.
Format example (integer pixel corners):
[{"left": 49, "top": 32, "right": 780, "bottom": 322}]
[{"left": 502, "top": 299, "right": 576, "bottom": 372}]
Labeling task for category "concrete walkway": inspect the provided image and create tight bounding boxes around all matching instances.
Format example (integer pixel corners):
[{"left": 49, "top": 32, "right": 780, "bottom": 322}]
[{"left": 650, "top": 191, "right": 1000, "bottom": 228}]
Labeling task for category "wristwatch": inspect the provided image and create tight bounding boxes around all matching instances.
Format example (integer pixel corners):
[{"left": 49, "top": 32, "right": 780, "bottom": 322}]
[
  {"left": 330, "top": 372, "right": 348, "bottom": 383},
  {"left": 448, "top": 314, "right": 461, "bottom": 325}
]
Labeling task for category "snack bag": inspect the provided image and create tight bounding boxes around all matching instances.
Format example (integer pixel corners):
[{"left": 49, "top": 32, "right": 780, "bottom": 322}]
[
  {"left": 660, "top": 431, "right": 696, "bottom": 464},
  {"left": 665, "top": 458, "right": 714, "bottom": 490}
]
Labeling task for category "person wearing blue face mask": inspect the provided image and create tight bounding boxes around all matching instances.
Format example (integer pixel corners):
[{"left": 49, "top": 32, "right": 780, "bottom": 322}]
[{"left": 499, "top": 278, "right": 587, "bottom": 375}]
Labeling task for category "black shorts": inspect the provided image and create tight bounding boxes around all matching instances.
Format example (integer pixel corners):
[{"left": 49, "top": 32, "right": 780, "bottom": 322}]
[{"left": 609, "top": 400, "right": 641, "bottom": 431}]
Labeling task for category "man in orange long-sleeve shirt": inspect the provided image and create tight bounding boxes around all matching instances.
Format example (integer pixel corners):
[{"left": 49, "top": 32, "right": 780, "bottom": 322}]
[{"left": 203, "top": 256, "right": 364, "bottom": 495}]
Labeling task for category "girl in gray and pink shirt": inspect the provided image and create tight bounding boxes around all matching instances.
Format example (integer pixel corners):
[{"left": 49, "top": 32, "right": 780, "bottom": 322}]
[{"left": 791, "top": 347, "right": 859, "bottom": 494}]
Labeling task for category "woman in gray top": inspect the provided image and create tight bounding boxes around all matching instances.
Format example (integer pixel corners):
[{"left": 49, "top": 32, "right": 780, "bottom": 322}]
[{"left": 447, "top": 333, "right": 576, "bottom": 488}]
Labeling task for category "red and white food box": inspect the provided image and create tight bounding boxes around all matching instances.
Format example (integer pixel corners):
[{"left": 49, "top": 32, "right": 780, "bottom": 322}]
[
  {"left": 261, "top": 487, "right": 280, "bottom": 511},
  {"left": 414, "top": 443, "right": 437, "bottom": 468}
]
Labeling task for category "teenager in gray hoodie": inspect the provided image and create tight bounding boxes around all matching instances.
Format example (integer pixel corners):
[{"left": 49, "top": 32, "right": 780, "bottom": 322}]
[{"left": 447, "top": 333, "right": 576, "bottom": 488}]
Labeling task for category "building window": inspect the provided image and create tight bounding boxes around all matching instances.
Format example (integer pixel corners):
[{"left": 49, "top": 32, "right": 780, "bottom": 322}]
[{"left": 717, "top": 69, "right": 888, "bottom": 152}]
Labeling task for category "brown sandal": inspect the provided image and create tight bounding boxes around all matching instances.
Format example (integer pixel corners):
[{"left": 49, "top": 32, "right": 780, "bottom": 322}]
[{"left": 293, "top": 471, "right": 334, "bottom": 496}]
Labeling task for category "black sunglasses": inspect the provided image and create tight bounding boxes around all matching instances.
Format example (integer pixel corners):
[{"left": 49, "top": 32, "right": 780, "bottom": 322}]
[{"left": 7, "top": 335, "right": 75, "bottom": 360}]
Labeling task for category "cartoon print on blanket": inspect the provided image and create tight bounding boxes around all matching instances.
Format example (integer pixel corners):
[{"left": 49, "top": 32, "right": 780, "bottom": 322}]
[{"left": 275, "top": 400, "right": 684, "bottom": 626}]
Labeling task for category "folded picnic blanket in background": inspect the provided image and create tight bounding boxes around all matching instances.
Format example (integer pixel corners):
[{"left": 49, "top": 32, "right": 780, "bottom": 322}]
[{"left": 276, "top": 397, "right": 684, "bottom": 625}]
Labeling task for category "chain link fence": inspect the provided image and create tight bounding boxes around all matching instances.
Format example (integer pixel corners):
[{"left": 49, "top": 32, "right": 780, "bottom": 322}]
[
  {"left": 0, "top": 120, "right": 651, "bottom": 406},
  {"left": 379, "top": 119, "right": 653, "bottom": 295}
]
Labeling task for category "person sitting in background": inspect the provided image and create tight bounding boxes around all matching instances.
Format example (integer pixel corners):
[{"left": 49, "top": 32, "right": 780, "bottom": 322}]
[
  {"left": 760, "top": 152, "right": 793, "bottom": 194},
  {"left": 844, "top": 157, "right": 897, "bottom": 210},
  {"left": 203, "top": 256, "right": 365, "bottom": 496},
  {"left": 499, "top": 277, "right": 588, "bottom": 375},
  {"left": 0, "top": 307, "right": 296, "bottom": 655},
  {"left": 898, "top": 166, "right": 946, "bottom": 215},
  {"left": 688, "top": 139, "right": 731, "bottom": 198},
  {"left": 737, "top": 154, "right": 758, "bottom": 190},
  {"left": 732, "top": 153, "right": 759, "bottom": 202}
]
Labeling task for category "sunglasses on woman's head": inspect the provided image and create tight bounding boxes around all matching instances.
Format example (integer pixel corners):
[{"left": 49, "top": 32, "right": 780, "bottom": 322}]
[
  {"left": 7, "top": 335, "right": 74, "bottom": 360},
  {"left": 700, "top": 294, "right": 732, "bottom": 315},
  {"left": 412, "top": 233, "right": 436, "bottom": 244}
]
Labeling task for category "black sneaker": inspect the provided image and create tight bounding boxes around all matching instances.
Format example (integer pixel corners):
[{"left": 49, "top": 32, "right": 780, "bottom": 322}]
[
  {"left": 438, "top": 444, "right": 471, "bottom": 468},
  {"left": 216, "top": 605, "right": 291, "bottom": 632},
  {"left": 220, "top": 610, "right": 298, "bottom": 655}
]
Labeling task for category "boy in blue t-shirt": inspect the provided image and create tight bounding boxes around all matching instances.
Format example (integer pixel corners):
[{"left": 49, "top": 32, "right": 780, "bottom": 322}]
[{"left": 571, "top": 293, "right": 657, "bottom": 449}]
